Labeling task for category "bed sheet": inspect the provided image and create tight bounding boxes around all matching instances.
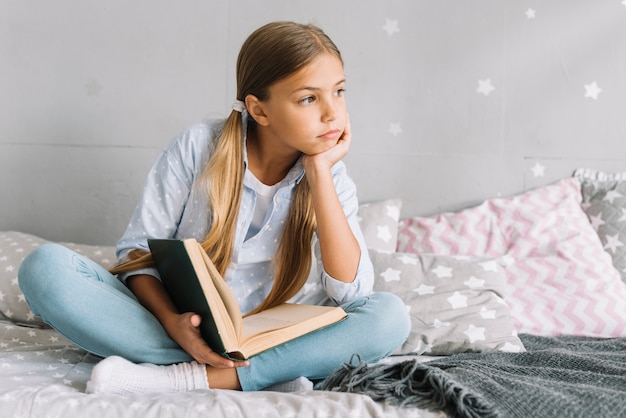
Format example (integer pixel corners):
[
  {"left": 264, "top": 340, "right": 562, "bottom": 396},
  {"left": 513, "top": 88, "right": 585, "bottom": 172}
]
[{"left": 0, "top": 320, "right": 443, "bottom": 418}]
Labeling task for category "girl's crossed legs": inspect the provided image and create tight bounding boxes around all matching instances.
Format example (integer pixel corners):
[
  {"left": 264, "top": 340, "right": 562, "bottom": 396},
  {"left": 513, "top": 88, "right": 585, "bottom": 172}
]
[{"left": 18, "top": 243, "right": 410, "bottom": 392}]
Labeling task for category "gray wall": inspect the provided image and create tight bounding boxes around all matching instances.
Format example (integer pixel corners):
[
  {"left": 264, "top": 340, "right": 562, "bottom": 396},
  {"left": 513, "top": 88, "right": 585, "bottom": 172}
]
[{"left": 2, "top": 0, "right": 626, "bottom": 245}]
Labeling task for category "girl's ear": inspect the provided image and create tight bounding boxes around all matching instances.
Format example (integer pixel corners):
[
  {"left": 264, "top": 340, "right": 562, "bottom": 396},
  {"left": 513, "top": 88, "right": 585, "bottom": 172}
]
[{"left": 245, "top": 94, "right": 269, "bottom": 126}]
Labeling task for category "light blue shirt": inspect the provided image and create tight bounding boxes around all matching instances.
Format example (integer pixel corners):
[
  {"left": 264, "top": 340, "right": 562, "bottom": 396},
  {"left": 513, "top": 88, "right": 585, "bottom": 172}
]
[{"left": 116, "top": 112, "right": 374, "bottom": 314}]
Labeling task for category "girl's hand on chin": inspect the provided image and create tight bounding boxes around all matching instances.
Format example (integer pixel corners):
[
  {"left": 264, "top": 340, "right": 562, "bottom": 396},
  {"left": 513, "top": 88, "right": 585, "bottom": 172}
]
[{"left": 302, "top": 114, "right": 352, "bottom": 172}]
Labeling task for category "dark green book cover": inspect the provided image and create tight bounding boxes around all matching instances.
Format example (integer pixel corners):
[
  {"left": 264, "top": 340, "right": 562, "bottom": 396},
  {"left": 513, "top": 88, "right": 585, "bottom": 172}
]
[{"left": 147, "top": 239, "right": 227, "bottom": 357}]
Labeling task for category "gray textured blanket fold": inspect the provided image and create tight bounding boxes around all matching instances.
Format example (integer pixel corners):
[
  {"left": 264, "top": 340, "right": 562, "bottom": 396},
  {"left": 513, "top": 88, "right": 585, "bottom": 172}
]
[{"left": 321, "top": 335, "right": 626, "bottom": 418}]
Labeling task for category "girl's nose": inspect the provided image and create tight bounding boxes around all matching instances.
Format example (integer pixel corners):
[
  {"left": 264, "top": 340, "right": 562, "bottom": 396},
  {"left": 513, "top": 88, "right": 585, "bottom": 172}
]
[{"left": 322, "top": 100, "right": 337, "bottom": 122}]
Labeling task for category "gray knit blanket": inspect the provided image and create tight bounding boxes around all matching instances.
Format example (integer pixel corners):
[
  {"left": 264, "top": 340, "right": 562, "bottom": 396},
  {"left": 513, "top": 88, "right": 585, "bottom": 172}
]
[{"left": 321, "top": 335, "right": 626, "bottom": 418}]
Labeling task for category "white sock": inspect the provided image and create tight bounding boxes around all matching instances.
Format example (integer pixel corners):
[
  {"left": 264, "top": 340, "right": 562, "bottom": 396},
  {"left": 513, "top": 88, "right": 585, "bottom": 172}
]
[
  {"left": 262, "top": 376, "right": 314, "bottom": 392},
  {"left": 86, "top": 356, "right": 209, "bottom": 395}
]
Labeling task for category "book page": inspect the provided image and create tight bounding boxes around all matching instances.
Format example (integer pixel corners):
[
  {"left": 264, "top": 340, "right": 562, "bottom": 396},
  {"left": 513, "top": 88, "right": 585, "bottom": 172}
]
[
  {"left": 183, "top": 240, "right": 240, "bottom": 349},
  {"left": 242, "top": 315, "right": 299, "bottom": 337},
  {"left": 197, "top": 245, "right": 243, "bottom": 340},
  {"left": 241, "top": 303, "right": 344, "bottom": 341}
]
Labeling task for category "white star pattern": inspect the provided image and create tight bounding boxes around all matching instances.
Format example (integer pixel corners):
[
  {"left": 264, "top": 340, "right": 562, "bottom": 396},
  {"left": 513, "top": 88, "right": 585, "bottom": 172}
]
[
  {"left": 479, "top": 260, "right": 499, "bottom": 272},
  {"left": 376, "top": 225, "right": 392, "bottom": 242},
  {"left": 603, "top": 190, "right": 622, "bottom": 204},
  {"left": 623, "top": 0, "right": 626, "bottom": 9},
  {"left": 380, "top": 267, "right": 402, "bottom": 282},
  {"left": 463, "top": 324, "right": 486, "bottom": 343},
  {"left": 0, "top": 322, "right": 89, "bottom": 392},
  {"left": 584, "top": 81, "right": 602, "bottom": 100},
  {"left": 464, "top": 276, "right": 485, "bottom": 288},
  {"left": 398, "top": 254, "right": 419, "bottom": 264},
  {"left": 0, "top": 234, "right": 119, "bottom": 345},
  {"left": 480, "top": 306, "right": 496, "bottom": 319},
  {"left": 385, "top": 204, "right": 400, "bottom": 221},
  {"left": 531, "top": 162, "right": 545, "bottom": 177},
  {"left": 388, "top": 122, "right": 403, "bottom": 136},
  {"left": 499, "top": 342, "right": 524, "bottom": 353},
  {"left": 589, "top": 214, "right": 606, "bottom": 230},
  {"left": 619, "top": 208, "right": 626, "bottom": 222},
  {"left": 447, "top": 291, "right": 468, "bottom": 308},
  {"left": 432, "top": 265, "right": 453, "bottom": 278},
  {"left": 477, "top": 78, "right": 495, "bottom": 96},
  {"left": 414, "top": 284, "right": 435, "bottom": 295},
  {"left": 501, "top": 254, "right": 515, "bottom": 266},
  {"left": 604, "top": 234, "right": 624, "bottom": 254},
  {"left": 398, "top": 254, "right": 418, "bottom": 266},
  {"left": 382, "top": 18, "right": 399, "bottom": 36},
  {"left": 525, "top": 8, "right": 536, "bottom": 19}
]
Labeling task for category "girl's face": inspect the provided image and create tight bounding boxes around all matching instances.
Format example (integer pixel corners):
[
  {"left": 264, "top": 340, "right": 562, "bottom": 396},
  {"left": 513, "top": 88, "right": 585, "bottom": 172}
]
[{"left": 253, "top": 53, "right": 347, "bottom": 158}]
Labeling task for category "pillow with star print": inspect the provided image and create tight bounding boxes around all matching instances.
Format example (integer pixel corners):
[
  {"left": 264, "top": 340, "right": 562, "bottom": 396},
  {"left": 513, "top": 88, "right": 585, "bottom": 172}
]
[
  {"left": 0, "top": 231, "right": 116, "bottom": 326},
  {"left": 574, "top": 169, "right": 626, "bottom": 284},
  {"left": 357, "top": 198, "right": 402, "bottom": 252},
  {"left": 396, "top": 178, "right": 626, "bottom": 337},
  {"left": 370, "top": 249, "right": 526, "bottom": 355}
]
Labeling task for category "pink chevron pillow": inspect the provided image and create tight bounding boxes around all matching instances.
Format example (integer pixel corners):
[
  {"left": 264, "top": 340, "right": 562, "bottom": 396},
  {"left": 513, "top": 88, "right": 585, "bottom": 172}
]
[{"left": 397, "top": 178, "right": 626, "bottom": 337}]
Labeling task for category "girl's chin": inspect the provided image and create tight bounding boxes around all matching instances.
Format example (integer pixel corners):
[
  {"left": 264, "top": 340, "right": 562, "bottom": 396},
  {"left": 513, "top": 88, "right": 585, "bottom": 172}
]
[
  {"left": 310, "top": 141, "right": 338, "bottom": 154},
  {"left": 302, "top": 148, "right": 332, "bottom": 157}
]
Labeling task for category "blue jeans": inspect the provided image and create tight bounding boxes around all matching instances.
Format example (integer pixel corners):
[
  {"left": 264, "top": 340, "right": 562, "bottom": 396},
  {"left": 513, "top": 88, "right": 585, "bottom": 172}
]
[{"left": 18, "top": 243, "right": 411, "bottom": 391}]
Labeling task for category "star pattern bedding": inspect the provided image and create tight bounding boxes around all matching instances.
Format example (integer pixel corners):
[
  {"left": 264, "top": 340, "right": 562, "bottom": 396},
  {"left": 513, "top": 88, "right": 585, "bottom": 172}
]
[{"left": 0, "top": 320, "right": 440, "bottom": 418}]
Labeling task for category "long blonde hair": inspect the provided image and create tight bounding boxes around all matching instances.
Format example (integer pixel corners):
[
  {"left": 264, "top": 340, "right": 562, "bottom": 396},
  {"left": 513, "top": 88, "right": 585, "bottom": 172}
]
[{"left": 111, "top": 22, "right": 343, "bottom": 315}]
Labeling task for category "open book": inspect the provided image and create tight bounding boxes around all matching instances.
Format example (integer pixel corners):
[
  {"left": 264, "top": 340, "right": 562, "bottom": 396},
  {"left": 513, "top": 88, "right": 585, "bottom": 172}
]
[{"left": 147, "top": 238, "right": 347, "bottom": 361}]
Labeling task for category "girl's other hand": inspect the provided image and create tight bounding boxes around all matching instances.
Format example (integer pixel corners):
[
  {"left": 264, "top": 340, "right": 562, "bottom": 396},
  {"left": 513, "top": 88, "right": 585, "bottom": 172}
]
[{"left": 167, "top": 312, "right": 250, "bottom": 369}]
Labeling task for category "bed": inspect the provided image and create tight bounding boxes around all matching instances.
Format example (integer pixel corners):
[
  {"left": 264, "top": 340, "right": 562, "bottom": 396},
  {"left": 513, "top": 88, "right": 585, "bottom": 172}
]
[{"left": 1, "top": 170, "right": 625, "bottom": 417}]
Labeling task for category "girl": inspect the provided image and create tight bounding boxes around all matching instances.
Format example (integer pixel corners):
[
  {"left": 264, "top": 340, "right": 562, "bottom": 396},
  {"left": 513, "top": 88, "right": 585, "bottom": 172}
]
[{"left": 18, "top": 21, "right": 410, "bottom": 394}]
